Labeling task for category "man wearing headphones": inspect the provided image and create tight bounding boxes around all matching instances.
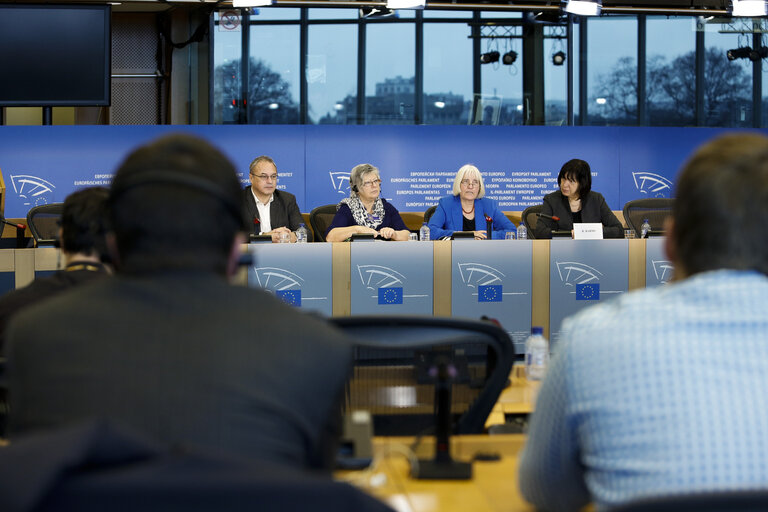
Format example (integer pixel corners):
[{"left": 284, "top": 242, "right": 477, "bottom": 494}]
[
  {"left": 243, "top": 155, "right": 308, "bottom": 242},
  {"left": 5, "top": 134, "right": 352, "bottom": 472},
  {"left": 0, "top": 187, "right": 110, "bottom": 354}
]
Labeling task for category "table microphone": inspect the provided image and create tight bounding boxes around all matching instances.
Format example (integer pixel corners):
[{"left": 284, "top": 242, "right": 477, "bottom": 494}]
[
  {"left": 535, "top": 212, "right": 560, "bottom": 222},
  {"left": 1, "top": 218, "right": 26, "bottom": 230},
  {"left": 485, "top": 215, "right": 492, "bottom": 240}
]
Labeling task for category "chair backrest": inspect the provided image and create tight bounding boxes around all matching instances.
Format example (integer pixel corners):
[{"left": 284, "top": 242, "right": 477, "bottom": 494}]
[
  {"left": 26, "top": 203, "right": 64, "bottom": 247},
  {"left": 423, "top": 205, "right": 437, "bottom": 224},
  {"left": 330, "top": 316, "right": 515, "bottom": 436},
  {"left": 612, "top": 490, "right": 768, "bottom": 512},
  {"left": 622, "top": 198, "right": 675, "bottom": 237},
  {"left": 521, "top": 204, "right": 543, "bottom": 239},
  {"left": 309, "top": 204, "right": 338, "bottom": 243}
]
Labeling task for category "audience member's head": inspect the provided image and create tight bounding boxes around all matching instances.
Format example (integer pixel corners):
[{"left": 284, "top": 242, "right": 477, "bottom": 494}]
[
  {"left": 60, "top": 187, "right": 109, "bottom": 260},
  {"left": 669, "top": 133, "right": 768, "bottom": 279},
  {"left": 557, "top": 159, "right": 591, "bottom": 201},
  {"left": 108, "top": 134, "right": 246, "bottom": 275}
]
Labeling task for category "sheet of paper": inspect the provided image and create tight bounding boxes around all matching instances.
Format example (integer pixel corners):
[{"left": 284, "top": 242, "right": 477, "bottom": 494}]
[{"left": 573, "top": 223, "right": 603, "bottom": 239}]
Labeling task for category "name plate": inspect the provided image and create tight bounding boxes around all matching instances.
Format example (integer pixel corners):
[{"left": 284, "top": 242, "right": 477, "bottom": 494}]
[{"left": 573, "top": 223, "right": 603, "bottom": 240}]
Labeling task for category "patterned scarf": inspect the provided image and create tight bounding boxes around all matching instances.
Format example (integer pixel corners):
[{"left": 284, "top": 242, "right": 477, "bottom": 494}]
[{"left": 339, "top": 196, "right": 385, "bottom": 229}]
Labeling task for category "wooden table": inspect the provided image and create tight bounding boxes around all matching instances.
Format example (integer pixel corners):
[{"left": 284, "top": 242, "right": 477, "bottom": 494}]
[
  {"left": 485, "top": 364, "right": 540, "bottom": 427},
  {"left": 338, "top": 369, "right": 542, "bottom": 512},
  {"left": 338, "top": 434, "right": 533, "bottom": 512}
]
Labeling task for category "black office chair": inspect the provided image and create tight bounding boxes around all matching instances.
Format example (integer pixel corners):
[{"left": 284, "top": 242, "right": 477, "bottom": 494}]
[
  {"left": 612, "top": 490, "right": 768, "bottom": 512},
  {"left": 622, "top": 198, "right": 674, "bottom": 237},
  {"left": 0, "top": 420, "right": 395, "bottom": 512},
  {"left": 309, "top": 204, "right": 338, "bottom": 243},
  {"left": 521, "top": 204, "right": 543, "bottom": 239},
  {"left": 26, "top": 203, "right": 64, "bottom": 247},
  {"left": 330, "top": 316, "right": 515, "bottom": 436},
  {"left": 423, "top": 205, "right": 438, "bottom": 224}
]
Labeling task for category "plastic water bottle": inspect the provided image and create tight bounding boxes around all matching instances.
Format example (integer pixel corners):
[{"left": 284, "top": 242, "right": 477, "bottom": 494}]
[
  {"left": 419, "top": 223, "right": 430, "bottom": 242},
  {"left": 640, "top": 218, "right": 651, "bottom": 239},
  {"left": 517, "top": 221, "right": 527, "bottom": 240},
  {"left": 296, "top": 223, "right": 308, "bottom": 243},
  {"left": 525, "top": 327, "right": 549, "bottom": 381}
]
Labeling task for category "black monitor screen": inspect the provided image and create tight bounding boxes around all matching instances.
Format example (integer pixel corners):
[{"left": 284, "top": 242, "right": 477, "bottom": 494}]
[{"left": 0, "top": 4, "right": 111, "bottom": 107}]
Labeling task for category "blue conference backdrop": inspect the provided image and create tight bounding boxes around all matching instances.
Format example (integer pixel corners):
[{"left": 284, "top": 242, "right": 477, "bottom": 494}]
[
  {"left": 1, "top": 125, "right": 761, "bottom": 219},
  {"left": 349, "top": 241, "right": 433, "bottom": 315},
  {"left": 451, "top": 239, "right": 532, "bottom": 357},
  {"left": 549, "top": 239, "right": 629, "bottom": 346},
  {"left": 645, "top": 237, "right": 674, "bottom": 288},
  {"left": 247, "top": 243, "right": 332, "bottom": 316}
]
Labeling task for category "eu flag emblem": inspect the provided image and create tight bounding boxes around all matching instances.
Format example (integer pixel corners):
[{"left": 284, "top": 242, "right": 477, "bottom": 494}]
[
  {"left": 276, "top": 289, "right": 302, "bottom": 306},
  {"left": 576, "top": 283, "right": 600, "bottom": 301},
  {"left": 378, "top": 287, "right": 403, "bottom": 305},
  {"left": 478, "top": 285, "right": 503, "bottom": 302}
]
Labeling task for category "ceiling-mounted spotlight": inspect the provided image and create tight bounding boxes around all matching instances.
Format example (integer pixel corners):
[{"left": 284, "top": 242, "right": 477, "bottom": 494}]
[
  {"left": 727, "top": 46, "right": 753, "bottom": 60},
  {"left": 386, "top": 0, "right": 426, "bottom": 8},
  {"left": 552, "top": 51, "right": 566, "bottom": 66},
  {"left": 502, "top": 51, "right": 518, "bottom": 65},
  {"left": 564, "top": 0, "right": 602, "bottom": 16},
  {"left": 232, "top": 0, "right": 273, "bottom": 6},
  {"left": 360, "top": 6, "right": 396, "bottom": 18},
  {"left": 750, "top": 46, "right": 768, "bottom": 61},
  {"left": 480, "top": 51, "right": 500, "bottom": 64},
  {"left": 730, "top": 0, "right": 768, "bottom": 17}
]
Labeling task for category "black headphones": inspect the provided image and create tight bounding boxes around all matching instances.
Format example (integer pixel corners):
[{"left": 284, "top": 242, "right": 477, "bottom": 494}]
[{"left": 110, "top": 170, "right": 247, "bottom": 231}]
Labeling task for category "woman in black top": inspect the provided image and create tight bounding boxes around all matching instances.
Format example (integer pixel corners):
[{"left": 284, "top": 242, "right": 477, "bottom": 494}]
[{"left": 533, "top": 159, "right": 623, "bottom": 239}]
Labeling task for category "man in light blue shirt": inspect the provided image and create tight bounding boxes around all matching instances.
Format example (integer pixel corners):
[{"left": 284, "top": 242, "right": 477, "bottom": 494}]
[{"left": 519, "top": 133, "right": 768, "bottom": 511}]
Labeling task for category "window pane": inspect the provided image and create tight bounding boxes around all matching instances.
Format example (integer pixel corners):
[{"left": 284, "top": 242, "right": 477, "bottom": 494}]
[
  {"left": 704, "top": 21, "right": 752, "bottom": 127},
  {"left": 365, "top": 23, "right": 416, "bottom": 124},
  {"left": 587, "top": 17, "right": 637, "bottom": 125},
  {"left": 308, "top": 24, "right": 358, "bottom": 124},
  {"left": 423, "top": 10, "right": 472, "bottom": 19},
  {"left": 646, "top": 17, "right": 695, "bottom": 126},
  {"left": 249, "top": 7, "right": 300, "bottom": 21},
  {"left": 479, "top": 33, "right": 522, "bottom": 125},
  {"left": 424, "top": 23, "right": 472, "bottom": 124},
  {"left": 309, "top": 8, "right": 357, "bottom": 20},
  {"left": 248, "top": 24, "right": 300, "bottom": 124},
  {"left": 544, "top": 25, "right": 568, "bottom": 125},
  {"left": 212, "top": 11, "right": 244, "bottom": 124}
]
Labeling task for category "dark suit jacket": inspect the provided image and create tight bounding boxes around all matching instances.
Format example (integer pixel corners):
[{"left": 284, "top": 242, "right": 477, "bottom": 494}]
[
  {"left": 242, "top": 187, "right": 309, "bottom": 240},
  {"left": 6, "top": 272, "right": 352, "bottom": 472},
  {"left": 0, "top": 262, "right": 109, "bottom": 354},
  {"left": 533, "top": 190, "right": 624, "bottom": 239}
]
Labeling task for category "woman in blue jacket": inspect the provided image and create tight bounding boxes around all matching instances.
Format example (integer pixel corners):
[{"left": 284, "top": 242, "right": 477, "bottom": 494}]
[{"left": 427, "top": 164, "right": 516, "bottom": 240}]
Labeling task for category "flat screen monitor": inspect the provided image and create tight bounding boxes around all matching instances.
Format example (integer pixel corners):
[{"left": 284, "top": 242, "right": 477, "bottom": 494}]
[{"left": 0, "top": 4, "right": 111, "bottom": 107}]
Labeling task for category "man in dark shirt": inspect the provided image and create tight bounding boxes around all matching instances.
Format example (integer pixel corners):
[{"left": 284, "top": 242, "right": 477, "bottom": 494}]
[
  {"left": 6, "top": 134, "right": 351, "bottom": 471},
  {"left": 0, "top": 187, "right": 110, "bottom": 353}
]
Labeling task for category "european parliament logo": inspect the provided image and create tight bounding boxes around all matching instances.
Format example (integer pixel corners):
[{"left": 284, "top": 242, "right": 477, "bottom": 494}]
[
  {"left": 329, "top": 171, "right": 350, "bottom": 195},
  {"left": 276, "top": 289, "right": 302, "bottom": 306},
  {"left": 478, "top": 285, "right": 502, "bottom": 302},
  {"left": 575, "top": 283, "right": 599, "bottom": 301},
  {"left": 10, "top": 174, "right": 56, "bottom": 207},
  {"left": 632, "top": 171, "right": 673, "bottom": 198},
  {"left": 378, "top": 287, "right": 403, "bottom": 305},
  {"left": 652, "top": 259, "right": 674, "bottom": 284}
]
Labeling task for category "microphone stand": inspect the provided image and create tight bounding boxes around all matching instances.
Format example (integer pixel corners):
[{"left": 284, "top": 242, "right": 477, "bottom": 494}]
[
  {"left": 485, "top": 215, "right": 492, "bottom": 240},
  {"left": 413, "top": 358, "right": 472, "bottom": 480},
  {"left": 1, "top": 217, "right": 27, "bottom": 249}
]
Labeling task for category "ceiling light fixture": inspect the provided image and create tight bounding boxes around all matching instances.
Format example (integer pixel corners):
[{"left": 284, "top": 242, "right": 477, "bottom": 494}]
[
  {"left": 502, "top": 51, "right": 518, "bottom": 65},
  {"left": 564, "top": 0, "right": 602, "bottom": 16},
  {"left": 360, "top": 6, "right": 396, "bottom": 18},
  {"left": 386, "top": 0, "right": 426, "bottom": 9},
  {"left": 232, "top": 0, "right": 273, "bottom": 7},
  {"left": 731, "top": 0, "right": 768, "bottom": 17},
  {"left": 727, "top": 46, "right": 753, "bottom": 60},
  {"left": 552, "top": 51, "right": 566, "bottom": 66},
  {"left": 479, "top": 51, "right": 500, "bottom": 64}
]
